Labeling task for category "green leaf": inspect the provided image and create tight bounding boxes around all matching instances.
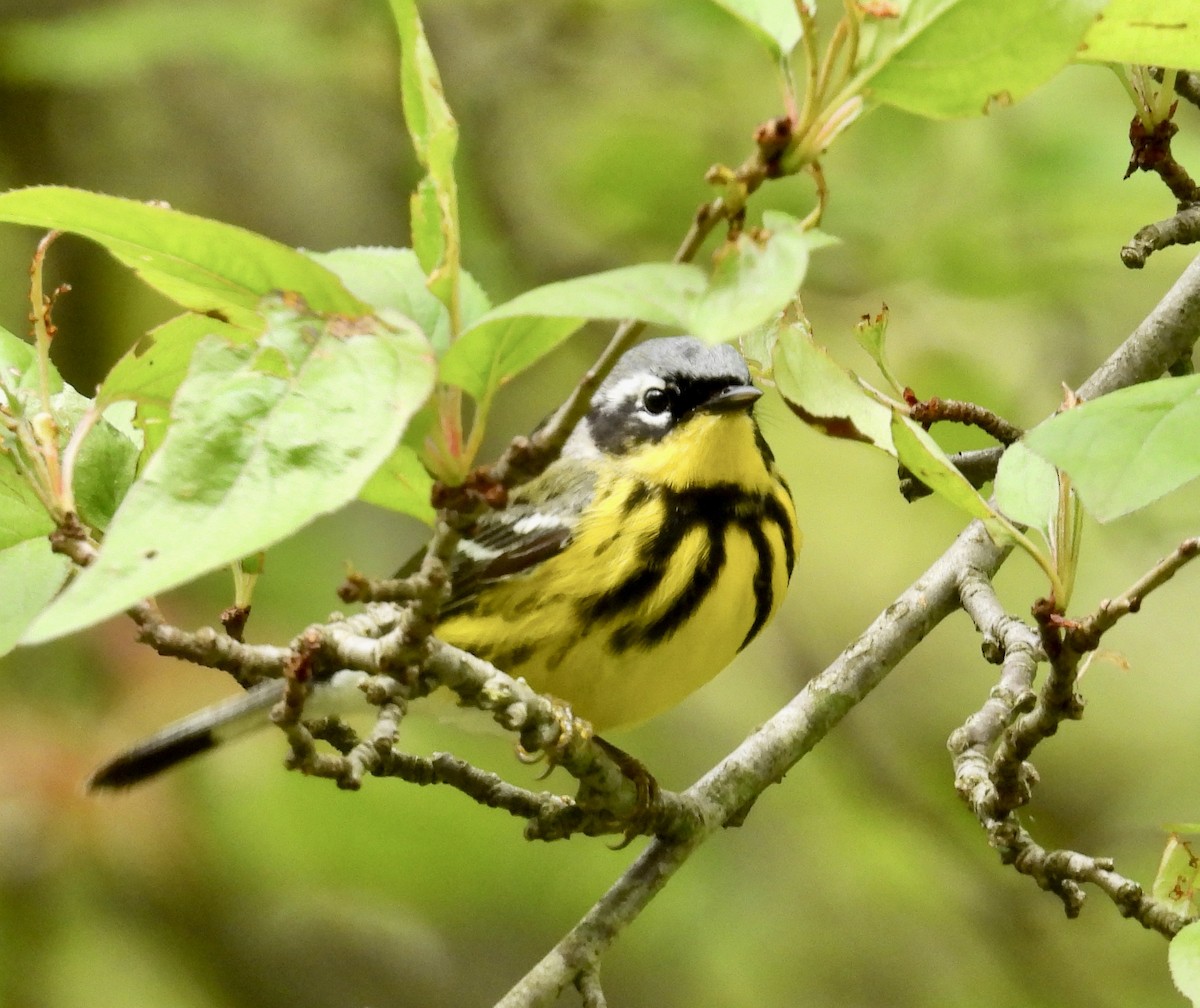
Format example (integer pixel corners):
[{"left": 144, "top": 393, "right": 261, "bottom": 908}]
[
  {"left": 99, "top": 313, "right": 254, "bottom": 462},
  {"left": 439, "top": 315, "right": 585, "bottom": 403},
  {"left": 1171, "top": 922, "right": 1200, "bottom": 1007},
  {"left": 0, "top": 320, "right": 64, "bottom": 395},
  {"left": 711, "top": 0, "right": 803, "bottom": 56},
  {"left": 889, "top": 413, "right": 1017, "bottom": 546},
  {"left": 0, "top": 323, "right": 34, "bottom": 379},
  {"left": 1078, "top": 0, "right": 1200, "bottom": 69},
  {"left": 0, "top": 378, "right": 137, "bottom": 544},
  {"left": 0, "top": 459, "right": 54, "bottom": 552},
  {"left": 410, "top": 176, "right": 445, "bottom": 282},
  {"left": 479, "top": 217, "right": 820, "bottom": 337},
  {"left": 1154, "top": 834, "right": 1200, "bottom": 917},
  {"left": 1023, "top": 375, "right": 1200, "bottom": 522},
  {"left": 70, "top": 405, "right": 141, "bottom": 535},
  {"left": 444, "top": 258, "right": 708, "bottom": 403},
  {"left": 774, "top": 324, "right": 1027, "bottom": 553},
  {"left": 773, "top": 324, "right": 895, "bottom": 450},
  {"left": 855, "top": 0, "right": 1107, "bottom": 118},
  {"left": 0, "top": 332, "right": 85, "bottom": 549},
  {"left": 853, "top": 304, "right": 902, "bottom": 393},
  {"left": 358, "top": 440, "right": 436, "bottom": 525},
  {"left": 994, "top": 440, "right": 1061, "bottom": 536},
  {"left": 481, "top": 262, "right": 707, "bottom": 329},
  {"left": 0, "top": 187, "right": 367, "bottom": 326},
  {"left": 689, "top": 213, "right": 816, "bottom": 342},
  {"left": 307, "top": 247, "right": 490, "bottom": 354},
  {"left": 389, "top": 0, "right": 461, "bottom": 323},
  {"left": 449, "top": 216, "right": 824, "bottom": 402},
  {"left": 0, "top": 538, "right": 72, "bottom": 658},
  {"left": 22, "top": 298, "right": 435, "bottom": 644}
]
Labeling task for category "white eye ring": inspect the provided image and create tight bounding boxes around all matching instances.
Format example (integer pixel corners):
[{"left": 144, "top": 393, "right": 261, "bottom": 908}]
[{"left": 642, "top": 386, "right": 671, "bottom": 415}]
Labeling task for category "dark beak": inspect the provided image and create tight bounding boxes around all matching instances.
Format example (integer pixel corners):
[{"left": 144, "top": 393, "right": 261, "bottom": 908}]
[{"left": 701, "top": 384, "right": 762, "bottom": 414}]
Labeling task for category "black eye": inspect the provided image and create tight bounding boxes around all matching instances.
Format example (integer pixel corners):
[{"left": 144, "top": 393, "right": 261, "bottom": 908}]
[{"left": 642, "top": 387, "right": 671, "bottom": 415}]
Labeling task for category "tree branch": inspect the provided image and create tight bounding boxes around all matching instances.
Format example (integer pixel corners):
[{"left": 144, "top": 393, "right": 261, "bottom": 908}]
[
  {"left": 499, "top": 520, "right": 1011, "bottom": 1007},
  {"left": 949, "top": 568, "right": 1043, "bottom": 823},
  {"left": 498, "top": 252, "right": 1200, "bottom": 1005}
]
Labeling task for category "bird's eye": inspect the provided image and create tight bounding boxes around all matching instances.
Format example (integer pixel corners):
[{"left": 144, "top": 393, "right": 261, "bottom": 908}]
[{"left": 642, "top": 387, "right": 672, "bottom": 415}]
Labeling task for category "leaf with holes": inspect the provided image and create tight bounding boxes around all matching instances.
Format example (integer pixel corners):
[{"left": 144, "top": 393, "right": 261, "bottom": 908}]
[{"left": 22, "top": 297, "right": 435, "bottom": 644}]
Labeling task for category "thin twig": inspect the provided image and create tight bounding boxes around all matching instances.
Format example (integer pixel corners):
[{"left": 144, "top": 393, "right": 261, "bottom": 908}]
[
  {"left": 424, "top": 641, "right": 699, "bottom": 840},
  {"left": 994, "top": 819, "right": 1188, "bottom": 935},
  {"left": 1067, "top": 536, "right": 1200, "bottom": 651},
  {"left": 377, "top": 749, "right": 573, "bottom": 822},
  {"left": 907, "top": 396, "right": 1023, "bottom": 445},
  {"left": 1122, "top": 205, "right": 1200, "bottom": 268},
  {"left": 1171, "top": 69, "right": 1200, "bottom": 109}
]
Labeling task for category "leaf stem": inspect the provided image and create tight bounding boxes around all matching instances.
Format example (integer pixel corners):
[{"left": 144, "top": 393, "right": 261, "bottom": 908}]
[
  {"left": 29, "top": 230, "right": 60, "bottom": 416},
  {"left": 794, "top": 1, "right": 821, "bottom": 131},
  {"left": 57, "top": 400, "right": 102, "bottom": 517}
]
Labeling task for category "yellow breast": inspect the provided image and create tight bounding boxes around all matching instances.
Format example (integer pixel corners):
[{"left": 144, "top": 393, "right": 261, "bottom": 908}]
[{"left": 435, "top": 411, "right": 799, "bottom": 732}]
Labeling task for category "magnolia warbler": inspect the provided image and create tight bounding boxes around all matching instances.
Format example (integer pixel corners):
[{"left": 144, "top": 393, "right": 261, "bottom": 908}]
[{"left": 89, "top": 336, "right": 799, "bottom": 790}]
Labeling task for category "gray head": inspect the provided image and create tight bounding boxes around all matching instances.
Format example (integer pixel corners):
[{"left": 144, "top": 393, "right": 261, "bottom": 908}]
[{"left": 564, "top": 336, "right": 760, "bottom": 458}]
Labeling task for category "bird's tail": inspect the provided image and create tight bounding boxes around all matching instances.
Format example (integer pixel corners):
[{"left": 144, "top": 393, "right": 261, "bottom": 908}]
[{"left": 88, "top": 678, "right": 287, "bottom": 791}]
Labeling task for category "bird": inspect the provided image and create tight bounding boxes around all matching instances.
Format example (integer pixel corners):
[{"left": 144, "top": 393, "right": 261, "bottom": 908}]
[{"left": 88, "top": 335, "right": 800, "bottom": 790}]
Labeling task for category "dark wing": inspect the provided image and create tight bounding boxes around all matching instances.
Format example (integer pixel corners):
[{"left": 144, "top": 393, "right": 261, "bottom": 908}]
[{"left": 395, "top": 462, "right": 597, "bottom": 619}]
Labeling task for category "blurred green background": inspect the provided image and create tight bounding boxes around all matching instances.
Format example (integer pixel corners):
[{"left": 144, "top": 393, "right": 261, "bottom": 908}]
[{"left": 1, "top": 1, "right": 1199, "bottom": 1005}]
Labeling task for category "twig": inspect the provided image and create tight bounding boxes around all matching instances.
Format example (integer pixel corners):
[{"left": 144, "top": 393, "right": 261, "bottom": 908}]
[
  {"left": 1121, "top": 74, "right": 1200, "bottom": 268},
  {"left": 1077, "top": 253, "right": 1200, "bottom": 397},
  {"left": 1172, "top": 70, "right": 1200, "bottom": 110},
  {"left": 297, "top": 692, "right": 406, "bottom": 790},
  {"left": 134, "top": 611, "right": 293, "bottom": 687},
  {"left": 424, "top": 641, "right": 699, "bottom": 840},
  {"left": 108, "top": 579, "right": 695, "bottom": 839},
  {"left": 948, "top": 569, "right": 1043, "bottom": 823},
  {"left": 900, "top": 446, "right": 1003, "bottom": 501},
  {"left": 490, "top": 171, "right": 737, "bottom": 491},
  {"left": 493, "top": 83, "right": 803, "bottom": 493},
  {"left": 951, "top": 534, "right": 1200, "bottom": 923},
  {"left": 906, "top": 395, "right": 1023, "bottom": 445},
  {"left": 490, "top": 318, "right": 647, "bottom": 489},
  {"left": 993, "top": 819, "right": 1188, "bottom": 935},
  {"left": 1124, "top": 108, "right": 1200, "bottom": 202},
  {"left": 1067, "top": 536, "right": 1200, "bottom": 651},
  {"left": 909, "top": 251, "right": 1200, "bottom": 502},
  {"left": 377, "top": 749, "right": 574, "bottom": 822},
  {"left": 1121, "top": 204, "right": 1200, "bottom": 268}
]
